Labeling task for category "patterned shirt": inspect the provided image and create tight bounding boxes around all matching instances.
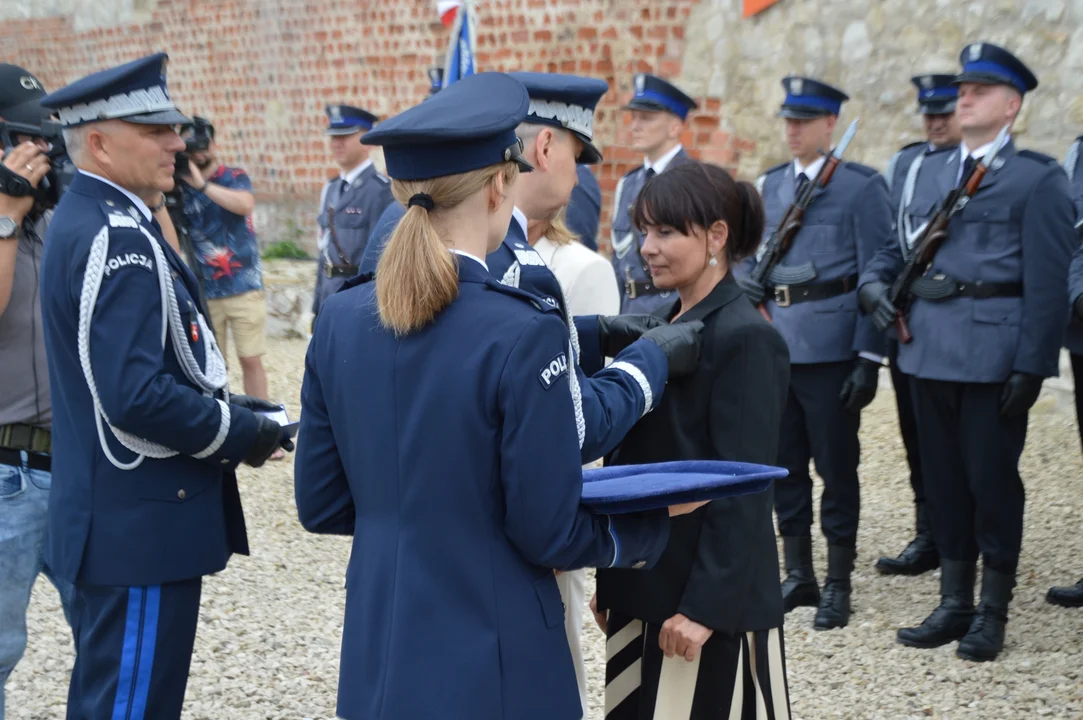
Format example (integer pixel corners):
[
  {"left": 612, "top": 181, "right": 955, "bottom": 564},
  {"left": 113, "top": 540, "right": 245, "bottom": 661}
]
[{"left": 182, "top": 165, "right": 262, "bottom": 300}]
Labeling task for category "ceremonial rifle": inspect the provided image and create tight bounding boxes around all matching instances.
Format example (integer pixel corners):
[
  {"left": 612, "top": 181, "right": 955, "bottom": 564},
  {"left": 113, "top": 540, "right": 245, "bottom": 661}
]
[
  {"left": 890, "top": 124, "right": 1011, "bottom": 344},
  {"left": 748, "top": 118, "right": 859, "bottom": 316}
]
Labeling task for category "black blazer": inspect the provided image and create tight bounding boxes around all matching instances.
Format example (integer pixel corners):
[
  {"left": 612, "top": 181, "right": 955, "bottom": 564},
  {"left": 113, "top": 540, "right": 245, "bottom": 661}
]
[{"left": 596, "top": 273, "right": 790, "bottom": 634}]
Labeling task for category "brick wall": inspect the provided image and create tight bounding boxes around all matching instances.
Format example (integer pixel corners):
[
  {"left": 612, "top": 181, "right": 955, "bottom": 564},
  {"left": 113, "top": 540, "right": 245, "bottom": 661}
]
[{"left": 0, "top": 0, "right": 750, "bottom": 252}]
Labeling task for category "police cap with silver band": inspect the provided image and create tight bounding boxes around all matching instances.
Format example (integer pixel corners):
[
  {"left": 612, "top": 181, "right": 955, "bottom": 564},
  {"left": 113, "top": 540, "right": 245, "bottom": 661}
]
[
  {"left": 0, "top": 64, "right": 49, "bottom": 127},
  {"left": 778, "top": 76, "right": 849, "bottom": 119},
  {"left": 910, "top": 74, "right": 958, "bottom": 116},
  {"left": 954, "top": 42, "right": 1038, "bottom": 95},
  {"left": 40, "top": 52, "right": 188, "bottom": 128},
  {"left": 325, "top": 104, "right": 377, "bottom": 136},
  {"left": 623, "top": 73, "right": 697, "bottom": 121},
  {"left": 360, "top": 72, "right": 533, "bottom": 181},
  {"left": 508, "top": 72, "right": 608, "bottom": 165}
]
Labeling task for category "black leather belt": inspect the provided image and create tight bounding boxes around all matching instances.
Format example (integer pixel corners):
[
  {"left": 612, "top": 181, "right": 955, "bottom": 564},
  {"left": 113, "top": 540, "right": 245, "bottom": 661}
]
[
  {"left": 909, "top": 275, "right": 1023, "bottom": 301},
  {"left": 0, "top": 423, "right": 51, "bottom": 454},
  {"left": 768, "top": 274, "right": 858, "bottom": 308},
  {"left": 0, "top": 446, "right": 51, "bottom": 472},
  {"left": 323, "top": 261, "right": 359, "bottom": 279}
]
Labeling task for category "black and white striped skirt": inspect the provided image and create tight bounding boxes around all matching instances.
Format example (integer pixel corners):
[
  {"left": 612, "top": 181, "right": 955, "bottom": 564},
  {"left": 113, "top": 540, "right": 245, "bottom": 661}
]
[{"left": 604, "top": 611, "right": 791, "bottom": 720}]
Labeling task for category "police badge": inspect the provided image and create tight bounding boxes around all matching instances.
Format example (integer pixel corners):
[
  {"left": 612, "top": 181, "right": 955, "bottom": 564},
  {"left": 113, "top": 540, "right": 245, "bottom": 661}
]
[
  {"left": 635, "top": 74, "right": 645, "bottom": 94},
  {"left": 968, "top": 44, "right": 983, "bottom": 62},
  {"left": 330, "top": 105, "right": 343, "bottom": 124},
  {"left": 920, "top": 76, "right": 933, "bottom": 90},
  {"left": 790, "top": 78, "right": 803, "bottom": 96}
]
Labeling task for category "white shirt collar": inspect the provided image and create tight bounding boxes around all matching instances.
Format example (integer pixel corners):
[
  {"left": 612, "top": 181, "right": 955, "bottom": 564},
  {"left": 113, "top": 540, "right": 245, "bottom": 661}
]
[
  {"left": 78, "top": 170, "right": 153, "bottom": 221},
  {"left": 793, "top": 155, "right": 827, "bottom": 181},
  {"left": 645, "top": 144, "right": 684, "bottom": 174},
  {"left": 341, "top": 158, "right": 372, "bottom": 186},
  {"left": 450, "top": 248, "right": 488, "bottom": 271},
  {"left": 511, "top": 206, "right": 529, "bottom": 240},
  {"left": 960, "top": 134, "right": 1009, "bottom": 164}
]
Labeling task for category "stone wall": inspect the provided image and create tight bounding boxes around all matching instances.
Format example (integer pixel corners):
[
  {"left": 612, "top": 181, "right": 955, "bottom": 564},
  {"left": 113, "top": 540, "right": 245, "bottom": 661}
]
[{"left": 1, "top": 0, "right": 1081, "bottom": 254}]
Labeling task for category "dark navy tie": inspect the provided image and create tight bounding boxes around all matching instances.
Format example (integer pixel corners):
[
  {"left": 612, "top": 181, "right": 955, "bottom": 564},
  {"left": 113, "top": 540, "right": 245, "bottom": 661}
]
[
  {"left": 959, "top": 155, "right": 977, "bottom": 186},
  {"left": 796, "top": 172, "right": 810, "bottom": 194}
]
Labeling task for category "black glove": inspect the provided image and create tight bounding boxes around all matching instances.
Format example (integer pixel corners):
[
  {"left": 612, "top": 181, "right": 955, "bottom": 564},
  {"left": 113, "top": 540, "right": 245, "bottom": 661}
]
[
  {"left": 596, "top": 314, "right": 668, "bottom": 357},
  {"left": 999, "top": 372, "right": 1043, "bottom": 418},
  {"left": 244, "top": 414, "right": 292, "bottom": 468},
  {"left": 839, "top": 357, "right": 881, "bottom": 413},
  {"left": 736, "top": 274, "right": 766, "bottom": 305},
  {"left": 641, "top": 321, "right": 704, "bottom": 377},
  {"left": 858, "top": 281, "right": 898, "bottom": 333},
  {"left": 230, "top": 394, "right": 283, "bottom": 412},
  {"left": 1074, "top": 294, "right": 1083, "bottom": 323}
]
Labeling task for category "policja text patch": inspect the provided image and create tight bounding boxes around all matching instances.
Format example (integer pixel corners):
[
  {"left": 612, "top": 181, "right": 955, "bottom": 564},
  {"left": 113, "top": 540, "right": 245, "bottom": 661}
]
[
  {"left": 538, "top": 352, "right": 569, "bottom": 389},
  {"left": 103, "top": 251, "right": 154, "bottom": 278}
]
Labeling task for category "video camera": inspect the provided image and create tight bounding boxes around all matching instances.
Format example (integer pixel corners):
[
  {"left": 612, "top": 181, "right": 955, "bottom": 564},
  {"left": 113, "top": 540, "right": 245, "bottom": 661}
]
[
  {"left": 0, "top": 117, "right": 77, "bottom": 212},
  {"left": 174, "top": 115, "right": 214, "bottom": 179}
]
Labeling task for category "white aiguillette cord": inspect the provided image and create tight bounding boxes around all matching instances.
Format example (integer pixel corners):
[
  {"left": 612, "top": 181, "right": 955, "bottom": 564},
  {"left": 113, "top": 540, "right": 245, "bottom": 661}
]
[{"left": 78, "top": 222, "right": 230, "bottom": 470}]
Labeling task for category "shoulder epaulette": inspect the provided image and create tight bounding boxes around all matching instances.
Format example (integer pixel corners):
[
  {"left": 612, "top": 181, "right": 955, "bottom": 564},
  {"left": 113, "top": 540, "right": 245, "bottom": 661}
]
[
  {"left": 764, "top": 161, "right": 789, "bottom": 175},
  {"left": 337, "top": 272, "right": 374, "bottom": 293},
  {"left": 374, "top": 174, "right": 390, "bottom": 184},
  {"left": 621, "top": 165, "right": 641, "bottom": 179},
  {"left": 898, "top": 140, "right": 925, "bottom": 152},
  {"left": 1018, "top": 149, "right": 1058, "bottom": 166},
  {"left": 96, "top": 199, "right": 146, "bottom": 230},
  {"left": 843, "top": 161, "right": 879, "bottom": 178},
  {"left": 484, "top": 278, "right": 562, "bottom": 315}
]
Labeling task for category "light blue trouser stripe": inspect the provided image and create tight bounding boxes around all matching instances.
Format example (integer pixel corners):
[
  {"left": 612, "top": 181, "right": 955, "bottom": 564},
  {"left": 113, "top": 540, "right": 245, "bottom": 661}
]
[
  {"left": 109, "top": 586, "right": 160, "bottom": 720},
  {"left": 129, "top": 585, "right": 160, "bottom": 720},
  {"left": 111, "top": 587, "right": 143, "bottom": 720}
]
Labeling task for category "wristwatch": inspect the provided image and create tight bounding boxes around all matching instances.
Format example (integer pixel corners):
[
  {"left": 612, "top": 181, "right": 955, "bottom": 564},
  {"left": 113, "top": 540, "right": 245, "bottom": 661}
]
[{"left": 0, "top": 216, "right": 18, "bottom": 239}]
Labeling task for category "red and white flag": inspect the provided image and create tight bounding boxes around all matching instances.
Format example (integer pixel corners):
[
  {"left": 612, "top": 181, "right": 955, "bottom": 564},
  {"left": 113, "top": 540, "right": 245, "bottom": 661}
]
[{"left": 438, "top": 1, "right": 461, "bottom": 26}]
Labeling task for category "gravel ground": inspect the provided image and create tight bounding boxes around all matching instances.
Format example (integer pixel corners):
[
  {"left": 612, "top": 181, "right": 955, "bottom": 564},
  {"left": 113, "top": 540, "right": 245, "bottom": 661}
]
[{"left": 8, "top": 336, "right": 1083, "bottom": 719}]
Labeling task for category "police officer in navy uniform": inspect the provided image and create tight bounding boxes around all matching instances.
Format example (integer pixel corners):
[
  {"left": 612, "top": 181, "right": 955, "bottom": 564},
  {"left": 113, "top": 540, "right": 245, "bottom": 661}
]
[
  {"left": 312, "top": 104, "right": 394, "bottom": 317},
  {"left": 566, "top": 164, "right": 602, "bottom": 250},
  {"left": 875, "top": 74, "right": 962, "bottom": 577},
  {"left": 38, "top": 53, "right": 293, "bottom": 718},
  {"left": 736, "top": 77, "right": 892, "bottom": 630},
  {"left": 611, "top": 73, "right": 697, "bottom": 314},
  {"left": 294, "top": 71, "right": 704, "bottom": 720},
  {"left": 860, "top": 43, "right": 1076, "bottom": 659}
]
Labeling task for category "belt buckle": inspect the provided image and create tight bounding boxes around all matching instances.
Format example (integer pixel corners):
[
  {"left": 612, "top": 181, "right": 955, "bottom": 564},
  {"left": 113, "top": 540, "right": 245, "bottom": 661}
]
[
  {"left": 625, "top": 279, "right": 637, "bottom": 300},
  {"left": 774, "top": 285, "right": 792, "bottom": 308},
  {"left": 323, "top": 261, "right": 333, "bottom": 279}
]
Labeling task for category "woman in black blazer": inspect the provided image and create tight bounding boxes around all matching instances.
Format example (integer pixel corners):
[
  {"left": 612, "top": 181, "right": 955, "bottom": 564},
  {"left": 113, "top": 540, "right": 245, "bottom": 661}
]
[{"left": 593, "top": 162, "right": 792, "bottom": 720}]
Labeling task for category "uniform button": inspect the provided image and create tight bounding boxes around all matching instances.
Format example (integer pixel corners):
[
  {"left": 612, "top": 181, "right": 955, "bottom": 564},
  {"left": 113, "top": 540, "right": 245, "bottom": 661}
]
[
  {"left": 633, "top": 560, "right": 646, "bottom": 569},
  {"left": 177, "top": 489, "right": 186, "bottom": 500},
  {"left": 221, "top": 458, "right": 229, "bottom": 465}
]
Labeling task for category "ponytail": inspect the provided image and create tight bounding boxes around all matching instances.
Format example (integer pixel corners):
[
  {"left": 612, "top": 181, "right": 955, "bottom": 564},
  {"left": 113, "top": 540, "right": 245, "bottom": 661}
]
[{"left": 375, "top": 161, "right": 520, "bottom": 335}]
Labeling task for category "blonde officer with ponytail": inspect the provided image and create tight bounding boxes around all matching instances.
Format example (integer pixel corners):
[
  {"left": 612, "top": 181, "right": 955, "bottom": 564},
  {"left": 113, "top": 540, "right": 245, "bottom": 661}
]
[{"left": 294, "top": 73, "right": 705, "bottom": 720}]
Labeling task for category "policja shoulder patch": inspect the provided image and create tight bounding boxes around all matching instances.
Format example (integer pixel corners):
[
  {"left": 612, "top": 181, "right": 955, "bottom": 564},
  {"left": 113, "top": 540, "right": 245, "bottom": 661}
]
[{"left": 538, "top": 352, "right": 569, "bottom": 389}]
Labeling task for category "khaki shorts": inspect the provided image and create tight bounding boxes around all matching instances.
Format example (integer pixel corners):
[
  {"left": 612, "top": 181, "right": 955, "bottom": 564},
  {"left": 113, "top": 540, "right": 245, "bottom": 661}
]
[{"left": 207, "top": 290, "right": 267, "bottom": 360}]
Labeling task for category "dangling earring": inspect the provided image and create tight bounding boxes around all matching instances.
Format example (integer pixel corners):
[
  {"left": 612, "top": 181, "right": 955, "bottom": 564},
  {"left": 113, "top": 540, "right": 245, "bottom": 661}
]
[{"left": 708, "top": 255, "right": 718, "bottom": 267}]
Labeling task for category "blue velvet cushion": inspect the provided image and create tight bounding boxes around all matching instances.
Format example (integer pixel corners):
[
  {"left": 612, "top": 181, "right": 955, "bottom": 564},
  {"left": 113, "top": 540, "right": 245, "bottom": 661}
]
[{"left": 581, "top": 460, "right": 788, "bottom": 514}]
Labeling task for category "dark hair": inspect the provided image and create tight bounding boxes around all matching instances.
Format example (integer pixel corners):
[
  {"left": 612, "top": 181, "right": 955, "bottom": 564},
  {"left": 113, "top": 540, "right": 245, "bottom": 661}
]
[{"left": 631, "top": 162, "right": 765, "bottom": 263}]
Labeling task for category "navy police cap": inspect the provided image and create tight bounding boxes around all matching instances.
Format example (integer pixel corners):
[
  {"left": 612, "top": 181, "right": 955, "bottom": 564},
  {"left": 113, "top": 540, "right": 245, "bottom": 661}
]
[
  {"left": 911, "top": 74, "right": 958, "bottom": 115},
  {"left": 325, "top": 104, "right": 377, "bottom": 136},
  {"left": 954, "top": 42, "right": 1038, "bottom": 95},
  {"left": 40, "top": 52, "right": 188, "bottom": 128},
  {"left": 623, "top": 73, "right": 697, "bottom": 121},
  {"left": 508, "top": 72, "right": 608, "bottom": 165},
  {"left": 361, "top": 72, "right": 533, "bottom": 181},
  {"left": 778, "top": 76, "right": 849, "bottom": 119}
]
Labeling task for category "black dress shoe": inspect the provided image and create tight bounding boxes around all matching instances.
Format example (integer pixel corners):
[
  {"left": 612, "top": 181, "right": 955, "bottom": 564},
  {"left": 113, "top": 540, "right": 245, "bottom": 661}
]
[
  {"left": 956, "top": 567, "right": 1014, "bottom": 662},
  {"left": 781, "top": 536, "right": 819, "bottom": 612},
  {"left": 814, "top": 546, "right": 855, "bottom": 630},
  {"left": 897, "top": 559, "right": 975, "bottom": 648},
  {"left": 1046, "top": 578, "right": 1083, "bottom": 608},
  {"left": 876, "top": 502, "right": 940, "bottom": 576}
]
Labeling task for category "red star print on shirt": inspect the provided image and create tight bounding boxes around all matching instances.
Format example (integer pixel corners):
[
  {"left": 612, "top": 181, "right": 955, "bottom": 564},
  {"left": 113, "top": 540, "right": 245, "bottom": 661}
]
[{"left": 204, "top": 247, "right": 244, "bottom": 280}]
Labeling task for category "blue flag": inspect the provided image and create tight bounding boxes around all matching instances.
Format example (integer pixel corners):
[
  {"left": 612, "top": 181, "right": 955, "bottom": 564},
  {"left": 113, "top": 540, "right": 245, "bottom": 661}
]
[{"left": 441, "top": 0, "right": 477, "bottom": 88}]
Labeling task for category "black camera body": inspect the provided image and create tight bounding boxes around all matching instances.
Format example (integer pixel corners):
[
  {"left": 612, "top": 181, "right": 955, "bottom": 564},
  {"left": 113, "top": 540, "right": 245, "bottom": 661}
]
[
  {"left": 174, "top": 115, "right": 213, "bottom": 180},
  {"left": 0, "top": 117, "right": 76, "bottom": 212}
]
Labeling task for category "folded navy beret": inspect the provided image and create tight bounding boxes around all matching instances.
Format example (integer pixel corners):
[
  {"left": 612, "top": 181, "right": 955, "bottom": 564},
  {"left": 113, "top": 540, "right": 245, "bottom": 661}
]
[{"left": 581, "top": 460, "right": 787, "bottom": 514}]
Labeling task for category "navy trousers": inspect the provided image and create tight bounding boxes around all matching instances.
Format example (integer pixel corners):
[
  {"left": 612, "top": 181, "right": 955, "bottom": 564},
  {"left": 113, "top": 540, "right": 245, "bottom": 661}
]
[
  {"left": 66, "top": 577, "right": 202, "bottom": 720},
  {"left": 886, "top": 338, "right": 925, "bottom": 505}
]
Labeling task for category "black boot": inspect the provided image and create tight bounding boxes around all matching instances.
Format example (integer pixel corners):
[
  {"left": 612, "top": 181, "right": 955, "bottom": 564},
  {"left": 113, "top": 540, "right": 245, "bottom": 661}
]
[
  {"left": 781, "top": 536, "right": 820, "bottom": 612},
  {"left": 1046, "top": 578, "right": 1083, "bottom": 608},
  {"left": 814, "top": 545, "right": 855, "bottom": 630},
  {"left": 875, "top": 502, "right": 939, "bottom": 576},
  {"left": 957, "top": 567, "right": 1014, "bottom": 662},
  {"left": 897, "top": 559, "right": 976, "bottom": 648}
]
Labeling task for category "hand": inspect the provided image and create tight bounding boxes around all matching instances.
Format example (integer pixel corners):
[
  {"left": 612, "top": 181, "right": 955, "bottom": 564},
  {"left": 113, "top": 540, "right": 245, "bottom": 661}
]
[
  {"left": 858, "top": 281, "right": 897, "bottom": 332},
  {"left": 590, "top": 592, "right": 607, "bottom": 634},
  {"left": 735, "top": 274, "right": 766, "bottom": 306},
  {"left": 668, "top": 500, "right": 711, "bottom": 517},
  {"left": 1074, "top": 294, "right": 1083, "bottom": 323},
  {"left": 659, "top": 613, "right": 713, "bottom": 662},
  {"left": 244, "top": 414, "right": 293, "bottom": 467},
  {"left": 640, "top": 321, "right": 704, "bottom": 377},
  {"left": 182, "top": 161, "right": 206, "bottom": 190},
  {"left": 999, "top": 372, "right": 1043, "bottom": 418},
  {"left": 0, "top": 142, "right": 50, "bottom": 223},
  {"left": 231, "top": 394, "right": 285, "bottom": 412},
  {"left": 596, "top": 314, "right": 667, "bottom": 357},
  {"left": 839, "top": 357, "right": 880, "bottom": 413}
]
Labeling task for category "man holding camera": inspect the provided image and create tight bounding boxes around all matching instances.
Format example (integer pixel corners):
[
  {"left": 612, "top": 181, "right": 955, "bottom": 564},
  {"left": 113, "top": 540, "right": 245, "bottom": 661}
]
[
  {"left": 178, "top": 117, "right": 272, "bottom": 403},
  {"left": 39, "top": 53, "right": 293, "bottom": 718},
  {"left": 0, "top": 62, "right": 74, "bottom": 720}
]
